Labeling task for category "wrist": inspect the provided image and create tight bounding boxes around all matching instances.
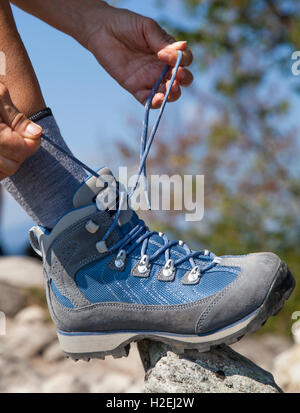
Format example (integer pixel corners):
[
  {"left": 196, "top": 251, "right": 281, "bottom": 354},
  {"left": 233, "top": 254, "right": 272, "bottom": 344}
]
[{"left": 74, "top": 0, "right": 112, "bottom": 47}]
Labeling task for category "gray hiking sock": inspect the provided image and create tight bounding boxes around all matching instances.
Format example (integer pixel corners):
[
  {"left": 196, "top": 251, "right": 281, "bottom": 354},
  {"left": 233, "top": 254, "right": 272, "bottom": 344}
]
[{"left": 2, "top": 108, "right": 87, "bottom": 228}]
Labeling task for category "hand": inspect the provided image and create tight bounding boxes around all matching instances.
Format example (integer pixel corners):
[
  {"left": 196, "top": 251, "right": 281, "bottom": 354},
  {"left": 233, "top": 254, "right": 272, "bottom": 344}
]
[
  {"left": 85, "top": 5, "right": 194, "bottom": 108},
  {"left": 0, "top": 83, "right": 42, "bottom": 180}
]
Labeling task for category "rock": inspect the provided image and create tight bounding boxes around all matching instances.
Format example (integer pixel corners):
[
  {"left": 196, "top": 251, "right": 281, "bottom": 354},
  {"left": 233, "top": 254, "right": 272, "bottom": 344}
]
[
  {"left": 292, "top": 316, "right": 300, "bottom": 344},
  {"left": 138, "top": 340, "right": 282, "bottom": 393},
  {"left": 0, "top": 256, "right": 43, "bottom": 289},
  {"left": 15, "top": 305, "right": 46, "bottom": 324},
  {"left": 90, "top": 373, "right": 133, "bottom": 393},
  {"left": 4, "top": 306, "right": 56, "bottom": 358},
  {"left": 0, "top": 343, "right": 42, "bottom": 392},
  {"left": 0, "top": 257, "right": 44, "bottom": 316},
  {"left": 43, "top": 341, "right": 65, "bottom": 362},
  {"left": 294, "top": 332, "right": 300, "bottom": 345},
  {"left": 42, "top": 374, "right": 89, "bottom": 393},
  {"left": 0, "top": 282, "right": 26, "bottom": 317},
  {"left": 273, "top": 344, "right": 300, "bottom": 392},
  {"left": 125, "top": 382, "right": 144, "bottom": 393},
  {"left": 232, "top": 334, "right": 292, "bottom": 372},
  {"left": 5, "top": 323, "right": 56, "bottom": 359}
]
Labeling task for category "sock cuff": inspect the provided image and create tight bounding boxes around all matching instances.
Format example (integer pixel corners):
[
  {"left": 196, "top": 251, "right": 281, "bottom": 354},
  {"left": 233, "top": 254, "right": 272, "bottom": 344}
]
[
  {"left": 29, "top": 107, "right": 53, "bottom": 123},
  {"left": 3, "top": 106, "right": 87, "bottom": 228}
]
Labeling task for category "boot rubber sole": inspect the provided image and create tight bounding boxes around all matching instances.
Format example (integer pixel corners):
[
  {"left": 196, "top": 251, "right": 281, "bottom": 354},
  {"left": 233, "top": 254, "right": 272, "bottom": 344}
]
[{"left": 56, "top": 261, "right": 295, "bottom": 361}]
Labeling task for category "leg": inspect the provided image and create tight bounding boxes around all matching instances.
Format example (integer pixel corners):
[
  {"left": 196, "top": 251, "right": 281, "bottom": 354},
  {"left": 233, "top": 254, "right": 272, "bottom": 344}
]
[{"left": 0, "top": 1, "right": 87, "bottom": 228}]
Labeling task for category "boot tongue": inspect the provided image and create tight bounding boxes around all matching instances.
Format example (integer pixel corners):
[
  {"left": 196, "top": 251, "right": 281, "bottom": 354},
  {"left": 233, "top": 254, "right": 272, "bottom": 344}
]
[
  {"left": 73, "top": 167, "right": 117, "bottom": 209},
  {"left": 72, "top": 166, "right": 133, "bottom": 225}
]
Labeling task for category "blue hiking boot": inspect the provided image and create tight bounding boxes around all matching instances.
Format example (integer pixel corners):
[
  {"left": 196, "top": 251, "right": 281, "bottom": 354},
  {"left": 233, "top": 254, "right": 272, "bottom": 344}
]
[
  {"left": 30, "top": 52, "right": 295, "bottom": 360},
  {"left": 29, "top": 166, "right": 295, "bottom": 360}
]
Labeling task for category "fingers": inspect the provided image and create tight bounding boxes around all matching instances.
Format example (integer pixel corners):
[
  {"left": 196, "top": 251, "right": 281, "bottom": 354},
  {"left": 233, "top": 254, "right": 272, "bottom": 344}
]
[
  {"left": 151, "top": 93, "right": 165, "bottom": 109},
  {"left": 12, "top": 113, "right": 42, "bottom": 141},
  {"left": 0, "top": 83, "right": 42, "bottom": 140},
  {"left": 136, "top": 68, "right": 192, "bottom": 108},
  {"left": 0, "top": 122, "right": 39, "bottom": 163},
  {"left": 0, "top": 82, "right": 42, "bottom": 179},
  {"left": 157, "top": 41, "right": 193, "bottom": 67},
  {"left": 175, "top": 66, "right": 194, "bottom": 87},
  {"left": 144, "top": 18, "right": 176, "bottom": 53},
  {"left": 138, "top": 18, "right": 194, "bottom": 108},
  {"left": 143, "top": 18, "right": 193, "bottom": 68},
  {"left": 148, "top": 79, "right": 181, "bottom": 108},
  {"left": 151, "top": 66, "right": 191, "bottom": 108},
  {"left": 136, "top": 88, "right": 180, "bottom": 109},
  {"left": 137, "top": 74, "right": 185, "bottom": 109},
  {"left": 0, "top": 153, "right": 21, "bottom": 177},
  {"left": 156, "top": 41, "right": 194, "bottom": 103}
]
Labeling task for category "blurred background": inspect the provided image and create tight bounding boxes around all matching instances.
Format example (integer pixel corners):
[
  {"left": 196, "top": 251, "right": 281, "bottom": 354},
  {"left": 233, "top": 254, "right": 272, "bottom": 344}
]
[{"left": 0, "top": 0, "right": 299, "bottom": 393}]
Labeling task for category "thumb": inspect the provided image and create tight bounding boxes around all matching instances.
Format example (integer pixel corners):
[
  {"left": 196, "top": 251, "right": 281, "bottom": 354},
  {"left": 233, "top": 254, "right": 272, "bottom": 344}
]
[
  {"left": 143, "top": 18, "right": 176, "bottom": 53},
  {"left": 142, "top": 20, "right": 191, "bottom": 67},
  {"left": 12, "top": 113, "right": 42, "bottom": 140},
  {"left": 0, "top": 84, "right": 42, "bottom": 140}
]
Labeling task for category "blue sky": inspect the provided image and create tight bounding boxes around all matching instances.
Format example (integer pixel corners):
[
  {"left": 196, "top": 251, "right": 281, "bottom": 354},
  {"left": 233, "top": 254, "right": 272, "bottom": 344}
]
[
  {"left": 1, "top": 0, "right": 196, "bottom": 253},
  {"left": 1, "top": 1, "right": 299, "bottom": 253}
]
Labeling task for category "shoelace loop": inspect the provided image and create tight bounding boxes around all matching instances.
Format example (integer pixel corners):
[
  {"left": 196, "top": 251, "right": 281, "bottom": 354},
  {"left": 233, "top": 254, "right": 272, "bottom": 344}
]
[{"left": 41, "top": 52, "right": 221, "bottom": 280}]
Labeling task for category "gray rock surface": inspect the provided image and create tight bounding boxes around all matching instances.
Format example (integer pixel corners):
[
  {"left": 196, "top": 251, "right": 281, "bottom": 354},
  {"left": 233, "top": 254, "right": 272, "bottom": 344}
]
[
  {"left": 0, "top": 282, "right": 26, "bottom": 317},
  {"left": 232, "top": 334, "right": 292, "bottom": 372},
  {"left": 0, "top": 257, "right": 43, "bottom": 289},
  {"left": 0, "top": 257, "right": 44, "bottom": 317},
  {"left": 0, "top": 257, "right": 145, "bottom": 393},
  {"left": 42, "top": 373, "right": 89, "bottom": 393},
  {"left": 43, "top": 341, "right": 65, "bottom": 362},
  {"left": 138, "top": 340, "right": 282, "bottom": 393},
  {"left": 0, "top": 343, "right": 42, "bottom": 393},
  {"left": 274, "top": 343, "right": 300, "bottom": 392},
  {"left": 4, "top": 306, "right": 56, "bottom": 358}
]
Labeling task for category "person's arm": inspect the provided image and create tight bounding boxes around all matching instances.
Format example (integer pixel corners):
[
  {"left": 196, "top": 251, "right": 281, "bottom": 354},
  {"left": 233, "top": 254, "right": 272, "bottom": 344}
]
[
  {"left": 0, "top": 1, "right": 43, "bottom": 180},
  {"left": 11, "top": 0, "right": 193, "bottom": 108},
  {"left": 11, "top": 0, "right": 108, "bottom": 45}
]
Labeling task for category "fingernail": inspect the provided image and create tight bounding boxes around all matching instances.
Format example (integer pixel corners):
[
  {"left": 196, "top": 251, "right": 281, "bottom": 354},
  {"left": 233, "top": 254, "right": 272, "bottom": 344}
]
[
  {"left": 166, "top": 41, "right": 187, "bottom": 49},
  {"left": 25, "top": 122, "right": 42, "bottom": 137}
]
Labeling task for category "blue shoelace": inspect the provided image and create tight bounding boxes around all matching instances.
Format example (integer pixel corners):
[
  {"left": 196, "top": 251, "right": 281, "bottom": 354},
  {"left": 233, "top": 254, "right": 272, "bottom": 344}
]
[{"left": 42, "top": 51, "right": 220, "bottom": 280}]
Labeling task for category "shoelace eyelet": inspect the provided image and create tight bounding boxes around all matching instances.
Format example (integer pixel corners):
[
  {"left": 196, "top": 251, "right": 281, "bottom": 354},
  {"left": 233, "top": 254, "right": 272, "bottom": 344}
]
[
  {"left": 188, "top": 266, "right": 201, "bottom": 282},
  {"left": 162, "top": 259, "right": 175, "bottom": 278},
  {"left": 138, "top": 255, "right": 150, "bottom": 274},
  {"left": 86, "top": 220, "right": 99, "bottom": 234},
  {"left": 115, "top": 249, "right": 127, "bottom": 268},
  {"left": 96, "top": 240, "right": 108, "bottom": 253}
]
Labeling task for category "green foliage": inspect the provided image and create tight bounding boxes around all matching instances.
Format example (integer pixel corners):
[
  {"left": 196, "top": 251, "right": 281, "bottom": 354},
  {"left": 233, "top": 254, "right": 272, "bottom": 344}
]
[{"left": 120, "top": 0, "right": 300, "bottom": 335}]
